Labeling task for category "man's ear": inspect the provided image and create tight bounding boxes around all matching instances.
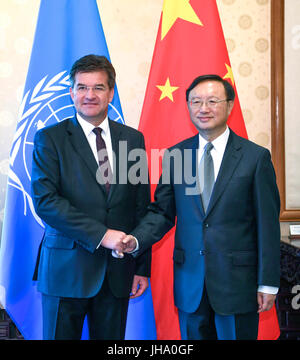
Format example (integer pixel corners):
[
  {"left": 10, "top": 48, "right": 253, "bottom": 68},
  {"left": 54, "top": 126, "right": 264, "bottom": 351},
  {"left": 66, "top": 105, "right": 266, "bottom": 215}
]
[
  {"left": 227, "top": 100, "right": 234, "bottom": 116},
  {"left": 109, "top": 88, "right": 115, "bottom": 103},
  {"left": 69, "top": 87, "right": 75, "bottom": 102}
]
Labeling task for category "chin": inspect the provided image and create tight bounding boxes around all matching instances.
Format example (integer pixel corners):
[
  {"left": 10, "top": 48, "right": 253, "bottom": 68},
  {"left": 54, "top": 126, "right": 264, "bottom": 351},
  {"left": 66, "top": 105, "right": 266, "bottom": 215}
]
[{"left": 81, "top": 111, "right": 101, "bottom": 118}]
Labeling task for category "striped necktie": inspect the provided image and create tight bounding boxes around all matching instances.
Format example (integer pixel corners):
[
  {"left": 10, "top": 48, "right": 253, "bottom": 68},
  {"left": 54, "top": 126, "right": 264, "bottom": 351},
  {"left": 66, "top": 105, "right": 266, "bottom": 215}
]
[{"left": 93, "top": 127, "right": 112, "bottom": 193}]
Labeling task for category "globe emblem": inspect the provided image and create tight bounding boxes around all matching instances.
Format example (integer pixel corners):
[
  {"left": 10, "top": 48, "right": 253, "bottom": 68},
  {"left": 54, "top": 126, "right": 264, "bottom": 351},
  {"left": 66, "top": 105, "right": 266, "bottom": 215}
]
[
  {"left": 23, "top": 92, "right": 75, "bottom": 182},
  {"left": 8, "top": 71, "right": 124, "bottom": 226},
  {"left": 24, "top": 93, "right": 124, "bottom": 183}
]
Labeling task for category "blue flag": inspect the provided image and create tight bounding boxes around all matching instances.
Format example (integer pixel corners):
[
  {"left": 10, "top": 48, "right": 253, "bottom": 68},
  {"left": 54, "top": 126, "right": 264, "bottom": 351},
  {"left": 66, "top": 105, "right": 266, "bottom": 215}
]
[{"left": 0, "top": 0, "right": 156, "bottom": 340}]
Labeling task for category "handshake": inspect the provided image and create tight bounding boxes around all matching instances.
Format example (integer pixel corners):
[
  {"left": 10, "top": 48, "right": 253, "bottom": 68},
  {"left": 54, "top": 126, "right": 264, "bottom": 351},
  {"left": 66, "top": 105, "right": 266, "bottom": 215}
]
[{"left": 101, "top": 229, "right": 138, "bottom": 258}]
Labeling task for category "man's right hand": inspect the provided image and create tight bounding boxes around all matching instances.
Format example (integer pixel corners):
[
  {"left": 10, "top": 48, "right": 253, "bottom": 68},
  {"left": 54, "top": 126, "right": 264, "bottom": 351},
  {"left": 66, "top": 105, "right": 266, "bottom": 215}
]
[
  {"left": 101, "top": 229, "right": 127, "bottom": 253},
  {"left": 122, "top": 235, "right": 138, "bottom": 253}
]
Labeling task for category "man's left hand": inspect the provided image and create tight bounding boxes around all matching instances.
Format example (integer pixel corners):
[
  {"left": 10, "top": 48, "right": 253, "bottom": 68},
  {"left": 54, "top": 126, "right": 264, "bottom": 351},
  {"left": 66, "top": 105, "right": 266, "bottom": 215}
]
[
  {"left": 130, "top": 276, "right": 149, "bottom": 299},
  {"left": 257, "top": 292, "right": 276, "bottom": 313}
]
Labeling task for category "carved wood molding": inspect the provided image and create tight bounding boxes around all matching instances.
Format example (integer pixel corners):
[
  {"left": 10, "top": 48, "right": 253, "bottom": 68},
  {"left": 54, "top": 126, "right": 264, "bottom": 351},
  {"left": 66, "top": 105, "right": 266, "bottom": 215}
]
[{"left": 271, "top": 0, "right": 300, "bottom": 221}]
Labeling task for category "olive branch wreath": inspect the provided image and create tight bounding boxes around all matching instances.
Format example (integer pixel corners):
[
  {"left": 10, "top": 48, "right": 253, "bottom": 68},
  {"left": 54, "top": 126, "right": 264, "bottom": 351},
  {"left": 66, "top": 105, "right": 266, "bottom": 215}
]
[{"left": 7, "top": 71, "right": 70, "bottom": 226}]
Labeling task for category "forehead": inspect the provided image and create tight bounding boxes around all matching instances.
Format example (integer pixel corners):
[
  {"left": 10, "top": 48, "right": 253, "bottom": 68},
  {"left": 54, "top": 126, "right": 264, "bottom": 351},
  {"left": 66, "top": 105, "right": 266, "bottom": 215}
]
[
  {"left": 189, "top": 80, "right": 226, "bottom": 98},
  {"left": 74, "top": 70, "right": 109, "bottom": 85}
]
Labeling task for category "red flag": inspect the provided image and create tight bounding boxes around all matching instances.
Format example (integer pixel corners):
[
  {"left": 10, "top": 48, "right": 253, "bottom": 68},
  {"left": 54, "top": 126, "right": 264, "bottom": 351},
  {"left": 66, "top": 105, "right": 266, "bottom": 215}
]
[
  {"left": 257, "top": 304, "right": 280, "bottom": 340},
  {"left": 139, "top": 0, "right": 279, "bottom": 340}
]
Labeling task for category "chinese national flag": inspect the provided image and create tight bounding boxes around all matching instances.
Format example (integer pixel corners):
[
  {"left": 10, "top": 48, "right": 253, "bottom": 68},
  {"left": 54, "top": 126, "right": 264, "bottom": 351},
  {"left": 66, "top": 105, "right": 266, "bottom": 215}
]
[{"left": 138, "top": 0, "right": 280, "bottom": 340}]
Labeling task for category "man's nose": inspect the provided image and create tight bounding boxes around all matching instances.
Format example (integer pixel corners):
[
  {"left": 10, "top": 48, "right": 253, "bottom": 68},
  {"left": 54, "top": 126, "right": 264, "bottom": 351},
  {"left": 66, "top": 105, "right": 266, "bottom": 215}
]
[
  {"left": 199, "top": 102, "right": 210, "bottom": 111},
  {"left": 85, "top": 87, "right": 97, "bottom": 97}
]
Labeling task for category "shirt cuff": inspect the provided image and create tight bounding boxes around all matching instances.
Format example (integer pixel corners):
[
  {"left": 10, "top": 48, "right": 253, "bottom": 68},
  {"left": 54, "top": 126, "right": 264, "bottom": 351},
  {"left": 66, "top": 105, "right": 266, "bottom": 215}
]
[
  {"left": 96, "top": 234, "right": 105, "bottom": 249},
  {"left": 128, "top": 236, "right": 139, "bottom": 253},
  {"left": 97, "top": 234, "right": 139, "bottom": 253},
  {"left": 257, "top": 285, "right": 279, "bottom": 295}
]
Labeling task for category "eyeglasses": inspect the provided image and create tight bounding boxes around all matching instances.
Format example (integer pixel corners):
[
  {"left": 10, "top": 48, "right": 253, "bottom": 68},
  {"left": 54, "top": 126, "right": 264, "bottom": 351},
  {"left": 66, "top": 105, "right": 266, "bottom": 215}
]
[
  {"left": 189, "top": 98, "right": 228, "bottom": 109},
  {"left": 75, "top": 85, "right": 108, "bottom": 94}
]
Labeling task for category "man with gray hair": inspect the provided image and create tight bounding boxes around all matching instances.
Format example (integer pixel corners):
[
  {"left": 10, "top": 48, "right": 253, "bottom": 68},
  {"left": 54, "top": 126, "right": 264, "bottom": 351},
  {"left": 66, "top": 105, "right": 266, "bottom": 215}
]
[{"left": 31, "top": 54, "right": 151, "bottom": 339}]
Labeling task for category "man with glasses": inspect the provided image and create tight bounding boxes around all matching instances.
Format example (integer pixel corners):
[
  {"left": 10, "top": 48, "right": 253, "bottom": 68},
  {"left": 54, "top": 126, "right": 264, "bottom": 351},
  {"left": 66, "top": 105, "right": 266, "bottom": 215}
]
[
  {"left": 123, "top": 74, "right": 281, "bottom": 340},
  {"left": 31, "top": 54, "right": 151, "bottom": 339}
]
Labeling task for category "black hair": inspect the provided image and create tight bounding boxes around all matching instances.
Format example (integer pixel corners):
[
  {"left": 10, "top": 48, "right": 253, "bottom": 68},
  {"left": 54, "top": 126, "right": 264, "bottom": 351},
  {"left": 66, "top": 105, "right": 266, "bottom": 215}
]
[{"left": 186, "top": 74, "right": 235, "bottom": 102}]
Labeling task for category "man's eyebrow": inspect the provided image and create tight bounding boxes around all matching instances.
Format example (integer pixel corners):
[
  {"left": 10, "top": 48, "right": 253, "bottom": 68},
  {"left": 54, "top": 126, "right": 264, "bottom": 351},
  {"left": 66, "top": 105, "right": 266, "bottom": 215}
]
[{"left": 76, "top": 83, "right": 106, "bottom": 87}]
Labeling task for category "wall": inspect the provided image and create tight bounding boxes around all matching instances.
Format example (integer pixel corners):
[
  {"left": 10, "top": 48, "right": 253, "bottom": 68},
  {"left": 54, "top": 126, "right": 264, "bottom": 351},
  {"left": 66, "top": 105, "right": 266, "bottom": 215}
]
[
  {"left": 284, "top": 0, "right": 300, "bottom": 210},
  {"left": 0, "top": 0, "right": 271, "bottom": 234}
]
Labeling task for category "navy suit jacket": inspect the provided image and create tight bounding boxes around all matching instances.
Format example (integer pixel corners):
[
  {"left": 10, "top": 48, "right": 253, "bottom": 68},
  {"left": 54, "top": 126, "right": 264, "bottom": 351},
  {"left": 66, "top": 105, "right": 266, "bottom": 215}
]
[
  {"left": 31, "top": 116, "right": 151, "bottom": 299},
  {"left": 132, "top": 129, "right": 280, "bottom": 315}
]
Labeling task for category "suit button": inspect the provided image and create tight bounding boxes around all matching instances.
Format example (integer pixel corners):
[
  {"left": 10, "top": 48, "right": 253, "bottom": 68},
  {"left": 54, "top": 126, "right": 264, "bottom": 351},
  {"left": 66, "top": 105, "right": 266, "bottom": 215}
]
[
  {"left": 204, "top": 223, "right": 209, "bottom": 228},
  {"left": 199, "top": 250, "right": 205, "bottom": 255}
]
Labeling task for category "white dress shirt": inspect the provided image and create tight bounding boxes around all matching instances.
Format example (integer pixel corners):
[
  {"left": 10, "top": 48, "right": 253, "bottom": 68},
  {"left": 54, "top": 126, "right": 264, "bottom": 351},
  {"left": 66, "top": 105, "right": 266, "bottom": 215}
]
[
  {"left": 198, "top": 126, "right": 230, "bottom": 182},
  {"left": 77, "top": 114, "right": 118, "bottom": 253},
  {"left": 77, "top": 113, "right": 113, "bottom": 172}
]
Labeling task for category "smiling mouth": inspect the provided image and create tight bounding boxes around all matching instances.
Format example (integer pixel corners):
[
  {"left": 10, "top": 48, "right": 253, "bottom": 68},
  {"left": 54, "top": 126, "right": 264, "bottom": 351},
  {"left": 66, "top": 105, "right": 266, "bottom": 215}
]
[{"left": 199, "top": 116, "right": 213, "bottom": 122}]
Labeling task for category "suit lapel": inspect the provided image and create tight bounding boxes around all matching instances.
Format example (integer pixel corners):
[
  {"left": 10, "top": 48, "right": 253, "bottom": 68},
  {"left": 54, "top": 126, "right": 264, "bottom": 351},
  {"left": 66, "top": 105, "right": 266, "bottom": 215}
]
[
  {"left": 205, "top": 130, "right": 243, "bottom": 216},
  {"left": 107, "top": 120, "right": 122, "bottom": 201},
  {"left": 66, "top": 116, "right": 107, "bottom": 195},
  {"left": 67, "top": 117, "right": 125, "bottom": 200},
  {"left": 182, "top": 135, "right": 206, "bottom": 217}
]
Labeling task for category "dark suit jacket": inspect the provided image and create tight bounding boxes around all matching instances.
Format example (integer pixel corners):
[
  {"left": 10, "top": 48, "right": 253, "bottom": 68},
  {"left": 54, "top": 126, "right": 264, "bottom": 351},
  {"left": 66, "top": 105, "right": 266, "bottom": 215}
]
[
  {"left": 31, "top": 116, "right": 151, "bottom": 299},
  {"left": 132, "top": 129, "right": 280, "bottom": 315}
]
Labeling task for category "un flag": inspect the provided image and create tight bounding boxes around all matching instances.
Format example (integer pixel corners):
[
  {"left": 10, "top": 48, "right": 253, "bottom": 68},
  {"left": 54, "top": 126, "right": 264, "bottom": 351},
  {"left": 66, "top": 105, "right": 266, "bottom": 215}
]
[{"left": 0, "top": 0, "right": 155, "bottom": 340}]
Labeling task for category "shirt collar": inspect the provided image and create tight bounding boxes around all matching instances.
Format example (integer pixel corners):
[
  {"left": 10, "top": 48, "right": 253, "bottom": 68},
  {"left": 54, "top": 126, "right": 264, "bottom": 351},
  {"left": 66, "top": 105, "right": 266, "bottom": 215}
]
[
  {"left": 76, "top": 113, "right": 110, "bottom": 137},
  {"left": 198, "top": 126, "right": 230, "bottom": 153}
]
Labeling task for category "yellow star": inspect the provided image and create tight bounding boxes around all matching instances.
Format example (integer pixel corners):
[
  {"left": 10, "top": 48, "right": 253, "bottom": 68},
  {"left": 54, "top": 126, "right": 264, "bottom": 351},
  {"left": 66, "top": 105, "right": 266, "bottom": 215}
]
[
  {"left": 223, "top": 63, "right": 235, "bottom": 86},
  {"left": 156, "top": 78, "right": 179, "bottom": 102},
  {"left": 161, "top": 0, "right": 203, "bottom": 40}
]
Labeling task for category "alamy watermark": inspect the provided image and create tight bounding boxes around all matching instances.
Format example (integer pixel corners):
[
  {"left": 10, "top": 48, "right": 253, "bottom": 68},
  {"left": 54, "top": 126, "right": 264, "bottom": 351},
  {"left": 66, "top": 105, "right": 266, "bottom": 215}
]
[
  {"left": 291, "top": 284, "right": 300, "bottom": 310},
  {"left": 95, "top": 141, "right": 202, "bottom": 195}
]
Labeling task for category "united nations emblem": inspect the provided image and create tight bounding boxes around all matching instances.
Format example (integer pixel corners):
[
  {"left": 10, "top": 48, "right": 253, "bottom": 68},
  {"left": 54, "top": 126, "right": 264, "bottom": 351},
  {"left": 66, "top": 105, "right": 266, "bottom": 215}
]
[{"left": 8, "top": 71, "right": 124, "bottom": 227}]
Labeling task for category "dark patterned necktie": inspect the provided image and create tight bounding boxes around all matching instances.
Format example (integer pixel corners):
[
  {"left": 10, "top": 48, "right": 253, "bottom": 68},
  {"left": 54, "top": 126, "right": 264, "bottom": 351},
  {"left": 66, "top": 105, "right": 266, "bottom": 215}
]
[
  {"left": 93, "top": 127, "right": 112, "bottom": 193},
  {"left": 200, "top": 142, "right": 214, "bottom": 212}
]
